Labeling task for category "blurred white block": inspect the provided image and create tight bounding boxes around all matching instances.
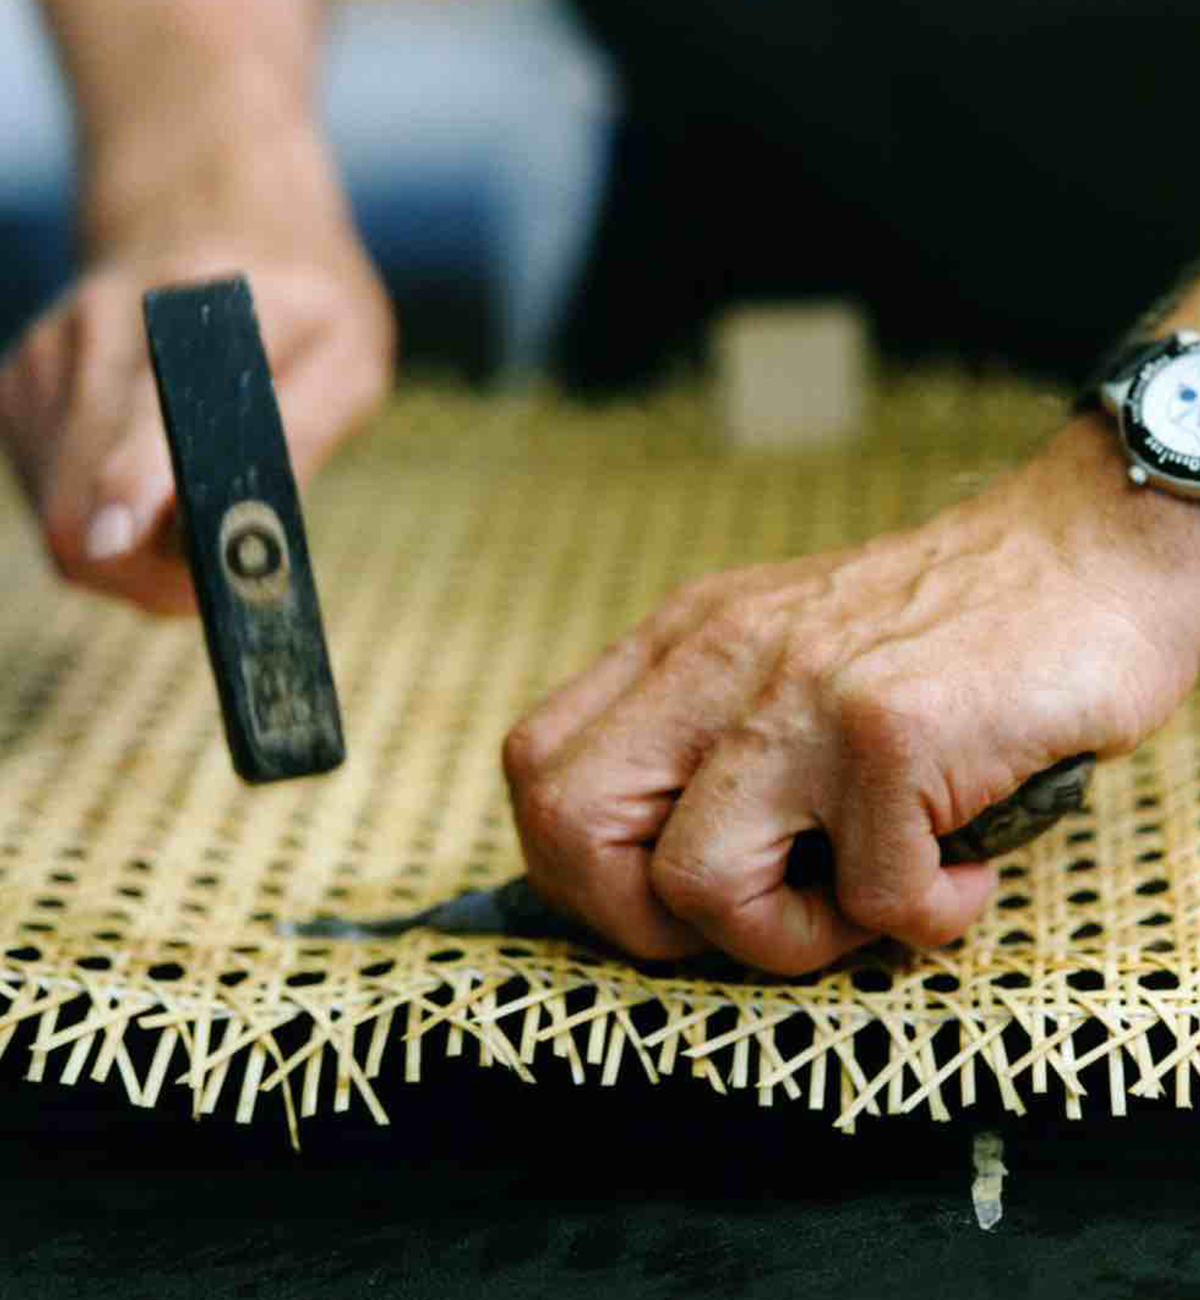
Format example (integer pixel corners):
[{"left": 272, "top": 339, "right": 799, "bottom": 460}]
[{"left": 712, "top": 302, "right": 871, "bottom": 447}]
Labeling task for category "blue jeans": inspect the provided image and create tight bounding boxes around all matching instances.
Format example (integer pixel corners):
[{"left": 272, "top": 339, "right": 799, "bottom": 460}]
[{"left": 0, "top": 0, "right": 616, "bottom": 377}]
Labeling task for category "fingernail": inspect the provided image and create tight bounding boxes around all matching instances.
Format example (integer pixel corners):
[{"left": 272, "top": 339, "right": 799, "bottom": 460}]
[{"left": 85, "top": 503, "right": 136, "bottom": 561}]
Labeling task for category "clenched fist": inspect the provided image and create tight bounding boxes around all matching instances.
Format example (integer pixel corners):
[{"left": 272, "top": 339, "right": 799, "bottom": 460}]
[
  {"left": 504, "top": 419, "right": 1200, "bottom": 974},
  {"left": 0, "top": 235, "right": 393, "bottom": 615}
]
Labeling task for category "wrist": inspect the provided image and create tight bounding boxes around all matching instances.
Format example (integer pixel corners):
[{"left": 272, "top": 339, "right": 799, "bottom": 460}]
[
  {"left": 81, "top": 111, "right": 347, "bottom": 262},
  {"left": 45, "top": 0, "right": 336, "bottom": 261},
  {"left": 1019, "top": 415, "right": 1200, "bottom": 678}
]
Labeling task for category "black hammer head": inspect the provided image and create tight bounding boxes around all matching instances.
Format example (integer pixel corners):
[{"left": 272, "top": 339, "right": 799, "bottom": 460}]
[{"left": 143, "top": 275, "right": 345, "bottom": 783}]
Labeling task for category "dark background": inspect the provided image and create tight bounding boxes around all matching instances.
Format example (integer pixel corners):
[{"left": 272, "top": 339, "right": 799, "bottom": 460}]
[
  {"left": 559, "top": 0, "right": 1200, "bottom": 392},
  {"left": 1, "top": 1036, "right": 1199, "bottom": 1299}
]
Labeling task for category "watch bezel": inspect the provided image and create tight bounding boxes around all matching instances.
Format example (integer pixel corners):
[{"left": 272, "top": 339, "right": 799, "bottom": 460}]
[{"left": 1122, "top": 335, "right": 1200, "bottom": 497}]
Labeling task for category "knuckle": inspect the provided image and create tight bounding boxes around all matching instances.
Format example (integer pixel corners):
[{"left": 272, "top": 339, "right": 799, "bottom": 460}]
[
  {"left": 776, "top": 635, "right": 825, "bottom": 685},
  {"left": 669, "top": 620, "right": 743, "bottom": 681},
  {"left": 650, "top": 846, "right": 737, "bottom": 927},
  {"left": 725, "top": 714, "right": 777, "bottom": 761},
  {"left": 670, "top": 574, "right": 720, "bottom": 610},
  {"left": 72, "top": 276, "right": 107, "bottom": 315},
  {"left": 651, "top": 574, "right": 722, "bottom": 632},
  {"left": 671, "top": 594, "right": 778, "bottom": 678},
  {"left": 827, "top": 664, "right": 934, "bottom": 766},
  {"left": 71, "top": 277, "right": 120, "bottom": 339},
  {"left": 837, "top": 877, "right": 915, "bottom": 937},
  {"left": 639, "top": 609, "right": 679, "bottom": 660},
  {"left": 513, "top": 772, "right": 582, "bottom": 852},
  {"left": 17, "top": 316, "right": 56, "bottom": 378},
  {"left": 600, "top": 630, "right": 645, "bottom": 667},
  {"left": 759, "top": 637, "right": 834, "bottom": 717},
  {"left": 2, "top": 316, "right": 59, "bottom": 418},
  {"left": 500, "top": 721, "right": 543, "bottom": 787},
  {"left": 705, "top": 594, "right": 767, "bottom": 646},
  {"left": 521, "top": 854, "right": 571, "bottom": 912}
]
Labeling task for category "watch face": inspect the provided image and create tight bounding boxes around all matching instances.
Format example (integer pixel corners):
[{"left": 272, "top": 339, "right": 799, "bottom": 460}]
[{"left": 1126, "top": 342, "right": 1200, "bottom": 488}]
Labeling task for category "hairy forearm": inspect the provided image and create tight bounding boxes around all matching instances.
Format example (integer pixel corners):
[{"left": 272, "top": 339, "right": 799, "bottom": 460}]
[
  {"left": 39, "top": 0, "right": 341, "bottom": 252},
  {"left": 41, "top": 0, "right": 324, "bottom": 151}
]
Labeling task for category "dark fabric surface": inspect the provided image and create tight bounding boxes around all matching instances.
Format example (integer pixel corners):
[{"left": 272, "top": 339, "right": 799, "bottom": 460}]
[
  {"left": 560, "top": 0, "right": 1200, "bottom": 389},
  {"left": 3, "top": 1063, "right": 1200, "bottom": 1299}
]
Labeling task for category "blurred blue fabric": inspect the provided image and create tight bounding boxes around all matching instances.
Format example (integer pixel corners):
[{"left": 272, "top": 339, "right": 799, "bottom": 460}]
[
  {"left": 0, "top": 0, "right": 616, "bottom": 377},
  {"left": 0, "top": 0, "right": 74, "bottom": 345}
]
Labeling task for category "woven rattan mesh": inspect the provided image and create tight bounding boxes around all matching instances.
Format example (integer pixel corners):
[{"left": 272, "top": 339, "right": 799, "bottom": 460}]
[{"left": 0, "top": 373, "right": 1195, "bottom": 1141}]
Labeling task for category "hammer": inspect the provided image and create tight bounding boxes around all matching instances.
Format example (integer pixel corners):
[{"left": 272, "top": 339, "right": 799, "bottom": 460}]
[{"left": 143, "top": 275, "right": 344, "bottom": 783}]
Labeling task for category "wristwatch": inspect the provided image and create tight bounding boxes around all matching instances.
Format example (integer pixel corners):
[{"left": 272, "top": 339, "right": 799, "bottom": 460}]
[{"left": 1078, "top": 329, "right": 1200, "bottom": 498}]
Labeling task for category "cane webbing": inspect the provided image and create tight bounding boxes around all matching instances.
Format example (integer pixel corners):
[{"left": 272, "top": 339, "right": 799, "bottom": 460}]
[{"left": 0, "top": 373, "right": 1195, "bottom": 1140}]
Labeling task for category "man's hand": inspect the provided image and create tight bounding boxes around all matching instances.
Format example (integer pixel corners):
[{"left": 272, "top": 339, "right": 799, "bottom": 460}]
[
  {"left": 504, "top": 419, "right": 1200, "bottom": 974},
  {"left": 0, "top": 237, "right": 393, "bottom": 614},
  {"left": 0, "top": 0, "right": 395, "bottom": 613}
]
